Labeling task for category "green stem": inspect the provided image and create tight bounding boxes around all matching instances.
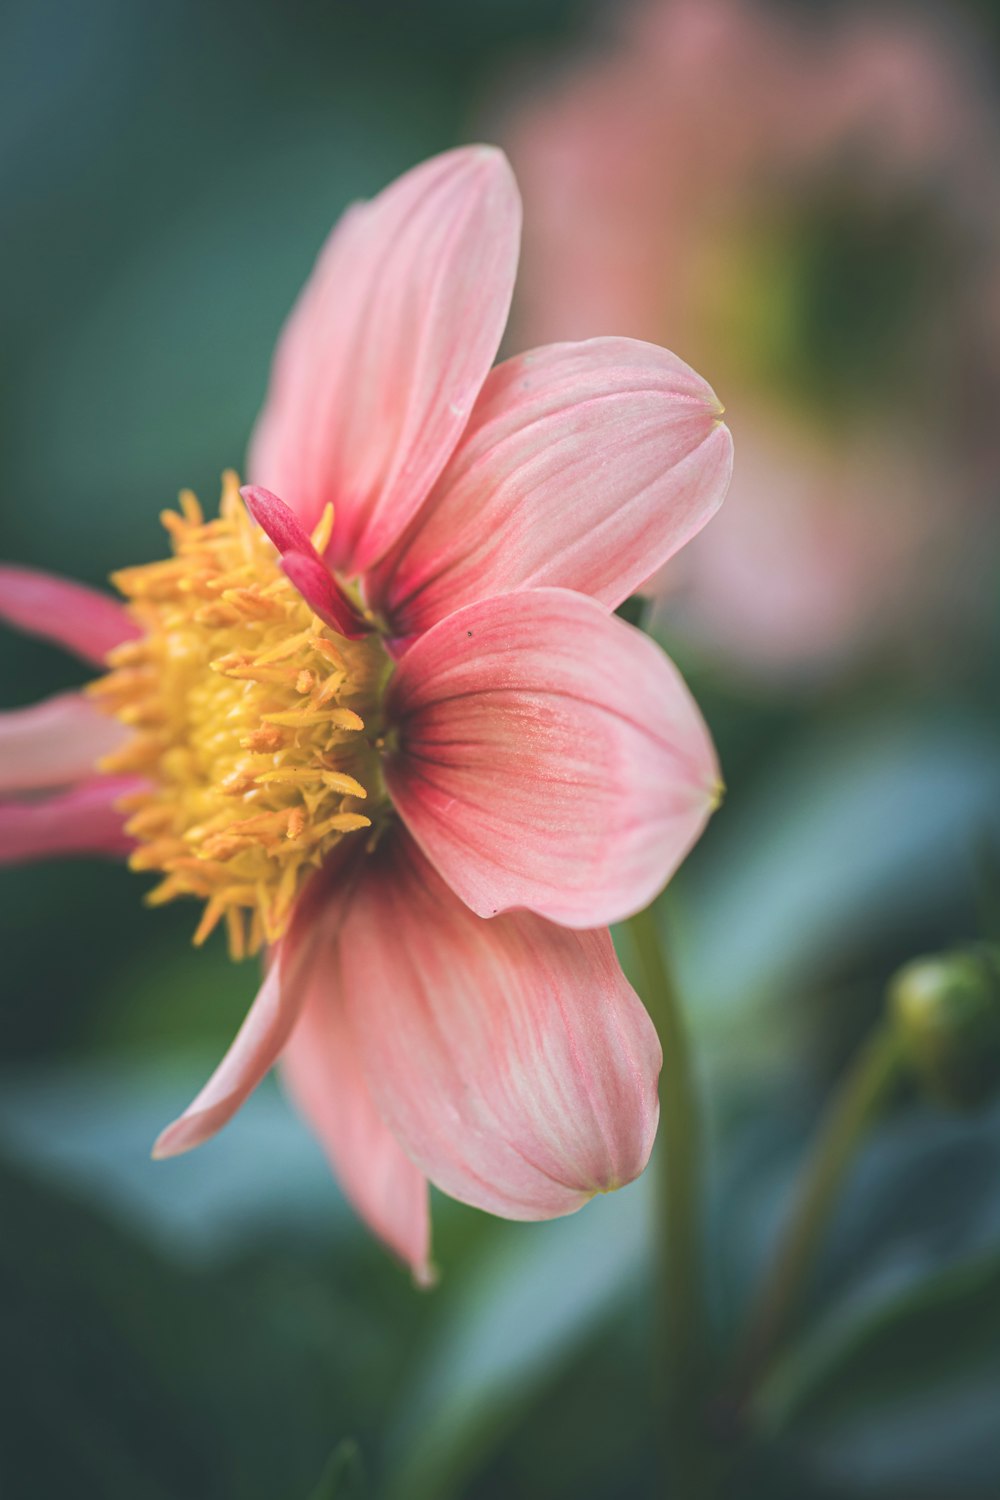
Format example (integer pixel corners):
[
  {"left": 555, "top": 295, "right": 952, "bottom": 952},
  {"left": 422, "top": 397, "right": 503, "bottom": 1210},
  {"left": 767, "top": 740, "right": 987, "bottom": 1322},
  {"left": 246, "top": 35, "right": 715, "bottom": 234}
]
[
  {"left": 628, "top": 904, "right": 713, "bottom": 1494},
  {"left": 730, "top": 1020, "right": 903, "bottom": 1408}
]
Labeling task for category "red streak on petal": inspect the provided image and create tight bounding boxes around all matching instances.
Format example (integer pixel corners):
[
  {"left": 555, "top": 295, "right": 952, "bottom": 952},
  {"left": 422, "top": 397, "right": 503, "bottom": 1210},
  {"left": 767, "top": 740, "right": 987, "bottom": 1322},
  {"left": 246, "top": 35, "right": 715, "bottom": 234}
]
[{"left": 241, "top": 484, "right": 314, "bottom": 554}]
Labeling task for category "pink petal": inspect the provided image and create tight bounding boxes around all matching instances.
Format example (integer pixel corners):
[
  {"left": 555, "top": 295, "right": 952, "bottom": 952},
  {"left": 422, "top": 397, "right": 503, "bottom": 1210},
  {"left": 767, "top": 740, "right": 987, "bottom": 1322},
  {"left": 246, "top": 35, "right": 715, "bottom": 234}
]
[
  {"left": 0, "top": 775, "right": 139, "bottom": 865},
  {"left": 367, "top": 338, "right": 733, "bottom": 637},
  {"left": 282, "top": 960, "right": 432, "bottom": 1282},
  {"left": 280, "top": 552, "right": 370, "bottom": 639},
  {"left": 241, "top": 485, "right": 368, "bottom": 638},
  {"left": 247, "top": 146, "right": 522, "bottom": 574},
  {"left": 0, "top": 692, "right": 127, "bottom": 795},
  {"left": 338, "top": 833, "right": 662, "bottom": 1219},
  {"left": 0, "top": 564, "right": 138, "bottom": 666},
  {"left": 151, "top": 879, "right": 326, "bottom": 1159},
  {"left": 386, "top": 588, "right": 720, "bottom": 929},
  {"left": 152, "top": 963, "right": 289, "bottom": 1159}
]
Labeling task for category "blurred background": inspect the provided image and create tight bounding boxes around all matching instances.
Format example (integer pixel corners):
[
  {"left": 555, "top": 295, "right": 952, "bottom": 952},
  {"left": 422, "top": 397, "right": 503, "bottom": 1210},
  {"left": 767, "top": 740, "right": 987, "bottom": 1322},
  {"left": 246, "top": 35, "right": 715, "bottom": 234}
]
[{"left": 2, "top": 1, "right": 1000, "bottom": 1495}]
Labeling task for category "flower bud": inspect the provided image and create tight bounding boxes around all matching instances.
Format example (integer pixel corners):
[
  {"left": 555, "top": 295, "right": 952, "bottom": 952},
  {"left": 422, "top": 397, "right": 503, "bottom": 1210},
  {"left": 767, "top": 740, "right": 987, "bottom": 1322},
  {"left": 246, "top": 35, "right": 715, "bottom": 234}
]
[{"left": 889, "top": 945, "right": 1000, "bottom": 1110}]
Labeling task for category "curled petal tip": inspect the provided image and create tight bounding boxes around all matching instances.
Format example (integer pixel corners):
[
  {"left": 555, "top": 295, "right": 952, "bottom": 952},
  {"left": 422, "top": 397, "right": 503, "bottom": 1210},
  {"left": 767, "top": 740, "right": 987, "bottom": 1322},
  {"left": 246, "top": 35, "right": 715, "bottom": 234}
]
[
  {"left": 240, "top": 483, "right": 368, "bottom": 639},
  {"left": 150, "top": 1121, "right": 190, "bottom": 1160},
  {"left": 239, "top": 484, "right": 303, "bottom": 553},
  {"left": 151, "top": 959, "right": 307, "bottom": 1163},
  {"left": 240, "top": 483, "right": 280, "bottom": 508},
  {"left": 239, "top": 483, "right": 273, "bottom": 506},
  {"left": 151, "top": 1098, "right": 241, "bottom": 1160}
]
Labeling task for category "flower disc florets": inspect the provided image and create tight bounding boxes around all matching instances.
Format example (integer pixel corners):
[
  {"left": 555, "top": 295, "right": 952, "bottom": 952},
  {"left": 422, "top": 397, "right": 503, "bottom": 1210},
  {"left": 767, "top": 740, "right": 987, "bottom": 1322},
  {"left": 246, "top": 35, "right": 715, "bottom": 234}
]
[{"left": 90, "top": 472, "right": 389, "bottom": 957}]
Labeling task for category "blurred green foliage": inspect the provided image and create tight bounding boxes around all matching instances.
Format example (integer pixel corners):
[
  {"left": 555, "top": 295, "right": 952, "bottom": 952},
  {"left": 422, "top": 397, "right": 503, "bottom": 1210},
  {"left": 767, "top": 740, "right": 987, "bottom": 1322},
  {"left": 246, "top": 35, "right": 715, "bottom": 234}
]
[{"left": 3, "top": 1, "right": 1000, "bottom": 1497}]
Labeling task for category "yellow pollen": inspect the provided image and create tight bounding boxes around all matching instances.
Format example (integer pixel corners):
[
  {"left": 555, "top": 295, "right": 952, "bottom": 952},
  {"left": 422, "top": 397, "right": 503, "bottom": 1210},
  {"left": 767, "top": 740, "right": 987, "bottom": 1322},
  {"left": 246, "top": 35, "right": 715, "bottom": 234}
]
[{"left": 91, "top": 471, "right": 389, "bottom": 958}]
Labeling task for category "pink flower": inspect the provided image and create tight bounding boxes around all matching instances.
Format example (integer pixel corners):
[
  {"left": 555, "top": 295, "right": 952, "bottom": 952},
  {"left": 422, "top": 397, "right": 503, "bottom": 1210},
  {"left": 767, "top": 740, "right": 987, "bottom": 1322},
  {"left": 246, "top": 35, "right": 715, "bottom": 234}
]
[
  {"left": 500, "top": 0, "right": 999, "bottom": 680},
  {"left": 0, "top": 147, "right": 731, "bottom": 1280}
]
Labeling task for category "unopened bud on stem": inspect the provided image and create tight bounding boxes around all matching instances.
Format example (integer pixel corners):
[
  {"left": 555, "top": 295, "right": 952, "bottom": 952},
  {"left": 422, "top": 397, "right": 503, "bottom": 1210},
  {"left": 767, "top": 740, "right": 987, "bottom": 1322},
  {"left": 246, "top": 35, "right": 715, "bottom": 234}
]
[{"left": 889, "top": 945, "right": 1000, "bottom": 1110}]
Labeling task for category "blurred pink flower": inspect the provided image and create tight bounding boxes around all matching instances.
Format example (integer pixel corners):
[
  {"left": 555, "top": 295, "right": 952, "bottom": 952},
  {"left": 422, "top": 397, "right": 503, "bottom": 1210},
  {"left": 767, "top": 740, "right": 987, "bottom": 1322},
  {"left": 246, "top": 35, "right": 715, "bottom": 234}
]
[
  {"left": 501, "top": 0, "right": 1000, "bottom": 678},
  {"left": 0, "top": 147, "right": 731, "bottom": 1279}
]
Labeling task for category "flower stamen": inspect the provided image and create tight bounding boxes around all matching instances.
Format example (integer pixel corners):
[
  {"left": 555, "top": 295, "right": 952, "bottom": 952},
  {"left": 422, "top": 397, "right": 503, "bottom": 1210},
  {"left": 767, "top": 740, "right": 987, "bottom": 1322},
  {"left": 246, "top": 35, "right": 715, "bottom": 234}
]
[{"left": 90, "top": 471, "right": 388, "bottom": 957}]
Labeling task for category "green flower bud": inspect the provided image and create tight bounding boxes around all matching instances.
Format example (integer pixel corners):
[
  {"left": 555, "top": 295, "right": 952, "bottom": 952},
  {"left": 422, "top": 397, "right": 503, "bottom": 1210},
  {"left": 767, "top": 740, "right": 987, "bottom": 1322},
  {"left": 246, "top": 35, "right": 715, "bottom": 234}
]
[{"left": 889, "top": 945, "right": 1000, "bottom": 1111}]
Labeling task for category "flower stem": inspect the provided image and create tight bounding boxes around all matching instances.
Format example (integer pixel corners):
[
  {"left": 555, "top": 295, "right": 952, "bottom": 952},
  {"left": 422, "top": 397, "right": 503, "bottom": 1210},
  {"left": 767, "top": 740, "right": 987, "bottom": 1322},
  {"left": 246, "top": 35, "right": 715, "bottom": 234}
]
[
  {"left": 628, "top": 903, "right": 714, "bottom": 1494},
  {"left": 729, "top": 1020, "right": 903, "bottom": 1408}
]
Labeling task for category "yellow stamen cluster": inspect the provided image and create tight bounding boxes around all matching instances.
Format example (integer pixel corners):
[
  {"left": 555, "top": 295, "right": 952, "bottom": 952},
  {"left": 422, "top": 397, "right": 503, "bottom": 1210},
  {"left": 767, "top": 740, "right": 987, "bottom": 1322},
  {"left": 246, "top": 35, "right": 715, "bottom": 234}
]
[{"left": 90, "top": 472, "right": 388, "bottom": 958}]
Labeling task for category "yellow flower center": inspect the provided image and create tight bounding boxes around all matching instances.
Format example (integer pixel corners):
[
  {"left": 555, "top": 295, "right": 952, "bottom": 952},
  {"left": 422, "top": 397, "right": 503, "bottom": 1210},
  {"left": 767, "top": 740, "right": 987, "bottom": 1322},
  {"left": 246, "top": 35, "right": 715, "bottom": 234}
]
[{"left": 90, "top": 472, "right": 389, "bottom": 958}]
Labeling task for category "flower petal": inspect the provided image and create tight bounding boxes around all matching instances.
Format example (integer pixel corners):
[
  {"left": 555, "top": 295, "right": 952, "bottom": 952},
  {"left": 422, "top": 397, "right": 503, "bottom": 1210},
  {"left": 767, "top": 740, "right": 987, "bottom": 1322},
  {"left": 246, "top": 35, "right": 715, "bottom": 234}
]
[
  {"left": 0, "top": 692, "right": 127, "bottom": 795},
  {"left": 248, "top": 146, "right": 522, "bottom": 574},
  {"left": 151, "top": 878, "right": 326, "bottom": 1158},
  {"left": 152, "top": 964, "right": 290, "bottom": 1159},
  {"left": 282, "top": 964, "right": 432, "bottom": 1282},
  {"left": 338, "top": 833, "right": 661, "bottom": 1219},
  {"left": 386, "top": 588, "right": 720, "bottom": 929},
  {"left": 0, "top": 775, "right": 139, "bottom": 865},
  {"left": 241, "top": 485, "right": 368, "bottom": 638},
  {"left": 0, "top": 564, "right": 138, "bottom": 666},
  {"left": 368, "top": 338, "right": 733, "bottom": 637}
]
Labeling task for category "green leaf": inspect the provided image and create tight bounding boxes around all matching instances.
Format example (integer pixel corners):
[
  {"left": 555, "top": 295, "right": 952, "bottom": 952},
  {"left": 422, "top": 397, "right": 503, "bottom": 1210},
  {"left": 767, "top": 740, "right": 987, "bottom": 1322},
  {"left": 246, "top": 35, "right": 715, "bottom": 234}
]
[
  {"left": 755, "top": 1253, "right": 1000, "bottom": 1493},
  {"left": 675, "top": 712, "right": 1000, "bottom": 1034},
  {"left": 0, "top": 1149, "right": 420, "bottom": 1499},
  {"left": 713, "top": 1084, "right": 1000, "bottom": 1341},
  {"left": 306, "top": 1440, "right": 366, "bottom": 1500},
  {"left": 383, "top": 1181, "right": 651, "bottom": 1500},
  {"left": 0, "top": 1055, "right": 352, "bottom": 1260}
]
